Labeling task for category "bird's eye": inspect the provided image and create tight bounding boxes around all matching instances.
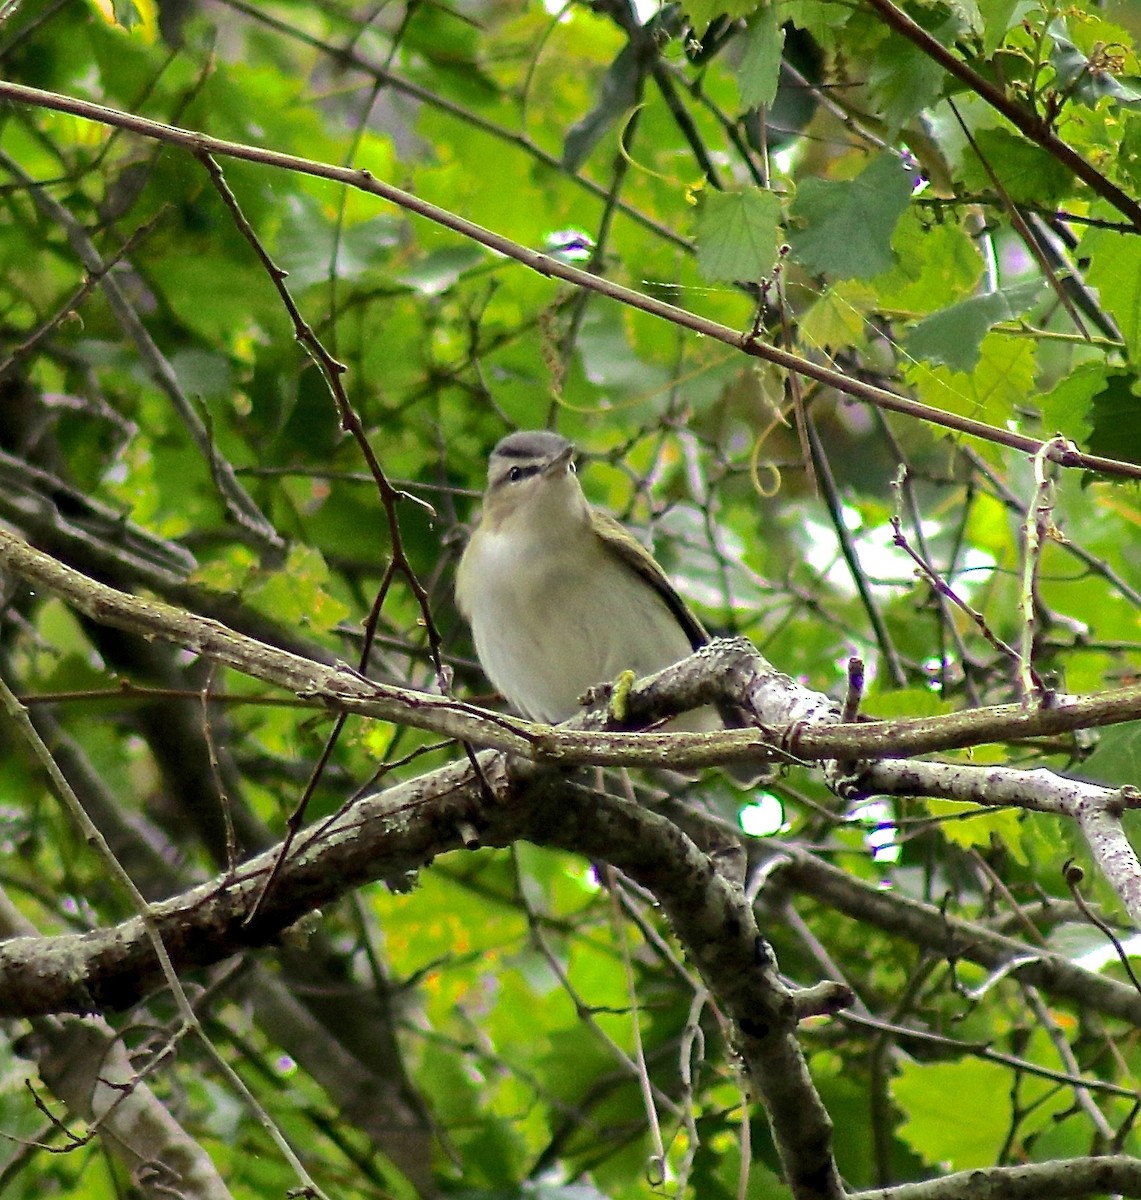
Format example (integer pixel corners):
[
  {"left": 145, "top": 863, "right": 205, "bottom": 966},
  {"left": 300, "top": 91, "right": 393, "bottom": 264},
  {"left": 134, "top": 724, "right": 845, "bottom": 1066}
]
[
  {"left": 507, "top": 465, "right": 525, "bottom": 483},
  {"left": 568, "top": 461, "right": 577, "bottom": 474}
]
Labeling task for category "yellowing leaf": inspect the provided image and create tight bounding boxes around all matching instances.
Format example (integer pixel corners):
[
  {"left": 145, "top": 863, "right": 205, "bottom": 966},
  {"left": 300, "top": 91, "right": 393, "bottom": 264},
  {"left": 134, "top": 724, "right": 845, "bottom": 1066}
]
[
  {"left": 926, "top": 797, "right": 1027, "bottom": 863},
  {"left": 248, "top": 546, "right": 350, "bottom": 632},
  {"left": 893, "top": 1059, "right": 1010, "bottom": 1167}
]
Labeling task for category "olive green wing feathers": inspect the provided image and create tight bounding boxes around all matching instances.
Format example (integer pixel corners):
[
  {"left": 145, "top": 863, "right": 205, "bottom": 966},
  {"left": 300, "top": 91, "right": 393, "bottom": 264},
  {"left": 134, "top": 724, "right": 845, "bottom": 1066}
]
[{"left": 591, "top": 511, "right": 708, "bottom": 651}]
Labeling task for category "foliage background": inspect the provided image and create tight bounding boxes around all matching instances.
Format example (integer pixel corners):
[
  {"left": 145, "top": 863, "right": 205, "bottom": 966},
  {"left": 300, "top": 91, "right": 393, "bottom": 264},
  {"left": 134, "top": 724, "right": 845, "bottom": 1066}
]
[{"left": 0, "top": 0, "right": 1140, "bottom": 1196}]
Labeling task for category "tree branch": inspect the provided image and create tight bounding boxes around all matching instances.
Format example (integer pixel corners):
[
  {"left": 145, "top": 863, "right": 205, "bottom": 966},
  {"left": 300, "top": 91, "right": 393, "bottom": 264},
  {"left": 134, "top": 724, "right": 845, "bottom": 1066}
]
[
  {"left": 1, "top": 80, "right": 1140, "bottom": 480},
  {"left": 769, "top": 844, "right": 1141, "bottom": 1025},
  {"left": 849, "top": 1153, "right": 1141, "bottom": 1199},
  {"left": 0, "top": 749, "right": 849, "bottom": 1199},
  {"left": 6, "top": 529, "right": 1141, "bottom": 770},
  {"left": 863, "top": 0, "right": 1141, "bottom": 230},
  {"left": 6, "top": 742, "right": 1141, "bottom": 1192},
  {"left": 854, "top": 759, "right": 1141, "bottom": 926}
]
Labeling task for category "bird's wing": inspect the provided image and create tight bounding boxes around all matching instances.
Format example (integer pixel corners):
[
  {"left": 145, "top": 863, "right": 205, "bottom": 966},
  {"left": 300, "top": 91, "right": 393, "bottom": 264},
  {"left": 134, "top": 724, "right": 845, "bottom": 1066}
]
[{"left": 592, "top": 511, "right": 708, "bottom": 651}]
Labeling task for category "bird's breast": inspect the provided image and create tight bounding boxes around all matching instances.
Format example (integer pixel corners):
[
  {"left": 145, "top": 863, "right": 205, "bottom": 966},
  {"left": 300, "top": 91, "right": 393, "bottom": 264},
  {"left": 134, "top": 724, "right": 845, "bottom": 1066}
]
[{"left": 459, "top": 525, "right": 697, "bottom": 723}]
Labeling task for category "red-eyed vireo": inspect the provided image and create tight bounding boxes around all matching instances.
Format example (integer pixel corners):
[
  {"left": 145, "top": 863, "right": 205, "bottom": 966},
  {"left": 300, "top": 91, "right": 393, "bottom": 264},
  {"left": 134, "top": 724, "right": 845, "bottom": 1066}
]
[{"left": 455, "top": 430, "right": 728, "bottom": 737}]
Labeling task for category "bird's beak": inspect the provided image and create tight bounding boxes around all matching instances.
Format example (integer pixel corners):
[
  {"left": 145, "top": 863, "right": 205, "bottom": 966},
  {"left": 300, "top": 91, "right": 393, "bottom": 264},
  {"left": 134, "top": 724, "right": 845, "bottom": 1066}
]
[{"left": 542, "top": 445, "right": 575, "bottom": 477}]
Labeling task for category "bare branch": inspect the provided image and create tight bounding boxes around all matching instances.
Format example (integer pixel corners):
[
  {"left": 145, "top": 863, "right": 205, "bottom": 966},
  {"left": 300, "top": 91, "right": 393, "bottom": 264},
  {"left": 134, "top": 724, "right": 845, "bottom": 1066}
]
[
  {"left": 863, "top": 0, "right": 1141, "bottom": 230},
  {"left": 854, "top": 758, "right": 1141, "bottom": 926},
  {"left": 849, "top": 1154, "right": 1141, "bottom": 1199},
  {"left": 6, "top": 529, "right": 1141, "bottom": 769},
  {"left": 0, "top": 148, "right": 283, "bottom": 553},
  {"left": 771, "top": 844, "right": 1141, "bottom": 1025},
  {"left": 0, "top": 80, "right": 1139, "bottom": 480}
]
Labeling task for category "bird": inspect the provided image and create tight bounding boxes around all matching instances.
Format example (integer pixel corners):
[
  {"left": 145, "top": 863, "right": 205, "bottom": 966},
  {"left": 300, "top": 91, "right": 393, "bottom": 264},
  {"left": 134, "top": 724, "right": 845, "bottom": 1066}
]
[{"left": 455, "top": 429, "right": 729, "bottom": 738}]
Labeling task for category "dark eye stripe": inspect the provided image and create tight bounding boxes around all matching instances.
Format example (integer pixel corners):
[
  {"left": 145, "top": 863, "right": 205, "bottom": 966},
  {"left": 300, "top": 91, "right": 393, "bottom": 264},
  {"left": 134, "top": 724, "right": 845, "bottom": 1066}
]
[{"left": 494, "top": 463, "right": 541, "bottom": 487}]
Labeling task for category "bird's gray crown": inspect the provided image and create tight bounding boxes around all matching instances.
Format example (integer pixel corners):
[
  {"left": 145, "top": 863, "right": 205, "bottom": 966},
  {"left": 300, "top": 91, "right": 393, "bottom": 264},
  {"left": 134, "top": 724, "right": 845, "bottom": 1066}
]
[{"left": 491, "top": 430, "right": 573, "bottom": 462}]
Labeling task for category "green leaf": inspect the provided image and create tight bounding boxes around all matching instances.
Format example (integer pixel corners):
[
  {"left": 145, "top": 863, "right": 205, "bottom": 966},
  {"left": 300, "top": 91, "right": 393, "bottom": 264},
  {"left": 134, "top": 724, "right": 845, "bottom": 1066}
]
[
  {"left": 1049, "top": 21, "right": 1141, "bottom": 110},
  {"left": 1047, "top": 920, "right": 1138, "bottom": 969},
  {"left": 1121, "top": 111, "right": 1141, "bottom": 192},
  {"left": 526, "top": 1184, "right": 611, "bottom": 1199},
  {"left": 155, "top": 251, "right": 283, "bottom": 343},
  {"left": 110, "top": 0, "right": 146, "bottom": 28},
  {"left": 248, "top": 545, "right": 350, "bottom": 631},
  {"left": 684, "top": 0, "right": 762, "bottom": 36},
  {"left": 874, "top": 212, "right": 983, "bottom": 312},
  {"left": 1082, "top": 219, "right": 1141, "bottom": 361},
  {"left": 274, "top": 194, "right": 403, "bottom": 291},
  {"left": 926, "top": 798, "right": 1027, "bottom": 863},
  {"left": 947, "top": 0, "right": 983, "bottom": 31},
  {"left": 399, "top": 245, "right": 490, "bottom": 295},
  {"left": 169, "top": 349, "right": 235, "bottom": 399},
  {"left": 570, "top": 306, "right": 670, "bottom": 400},
  {"left": 906, "top": 331, "right": 1037, "bottom": 464},
  {"left": 976, "top": 0, "right": 1020, "bottom": 52},
  {"left": 861, "top": 688, "right": 953, "bottom": 719},
  {"left": 866, "top": 34, "right": 948, "bottom": 136},
  {"left": 957, "top": 128, "right": 1076, "bottom": 206},
  {"left": 737, "top": 7, "right": 785, "bottom": 110},
  {"left": 1086, "top": 369, "right": 1141, "bottom": 468},
  {"left": 798, "top": 281, "right": 875, "bottom": 353},
  {"left": 788, "top": 153, "right": 914, "bottom": 279},
  {"left": 562, "top": 42, "right": 644, "bottom": 172},
  {"left": 695, "top": 187, "right": 782, "bottom": 282},
  {"left": 1038, "top": 360, "right": 1107, "bottom": 434},
  {"left": 905, "top": 279, "right": 1048, "bottom": 373},
  {"left": 892, "top": 1058, "right": 1011, "bottom": 1168}
]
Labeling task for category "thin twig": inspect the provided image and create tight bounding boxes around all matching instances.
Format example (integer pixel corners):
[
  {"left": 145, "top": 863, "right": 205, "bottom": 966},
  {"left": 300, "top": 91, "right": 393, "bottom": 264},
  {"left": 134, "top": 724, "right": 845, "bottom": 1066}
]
[
  {"left": 1, "top": 80, "right": 1139, "bottom": 480},
  {"left": 0, "top": 147, "right": 283, "bottom": 552},
  {"left": 948, "top": 98, "right": 1090, "bottom": 340},
  {"left": 889, "top": 507, "right": 1024, "bottom": 681},
  {"left": 1019, "top": 438, "right": 1068, "bottom": 700},
  {"left": 0, "top": 672, "right": 331, "bottom": 1200},
  {"left": 806, "top": 411, "right": 907, "bottom": 685},
  {"left": 863, "top": 0, "right": 1141, "bottom": 230}
]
